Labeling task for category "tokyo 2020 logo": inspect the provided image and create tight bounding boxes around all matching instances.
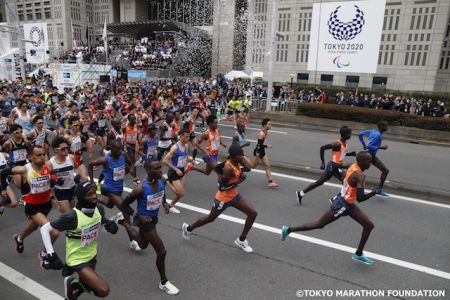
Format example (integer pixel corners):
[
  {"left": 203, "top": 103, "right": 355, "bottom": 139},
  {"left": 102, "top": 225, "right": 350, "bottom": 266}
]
[
  {"left": 328, "top": 5, "right": 365, "bottom": 41},
  {"left": 29, "top": 26, "right": 43, "bottom": 47}
]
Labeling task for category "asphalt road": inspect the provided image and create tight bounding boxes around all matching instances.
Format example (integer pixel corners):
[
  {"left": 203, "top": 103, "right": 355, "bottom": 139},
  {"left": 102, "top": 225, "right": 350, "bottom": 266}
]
[
  {"left": 1, "top": 156, "right": 449, "bottom": 299},
  {"left": 210, "top": 121, "right": 450, "bottom": 197}
]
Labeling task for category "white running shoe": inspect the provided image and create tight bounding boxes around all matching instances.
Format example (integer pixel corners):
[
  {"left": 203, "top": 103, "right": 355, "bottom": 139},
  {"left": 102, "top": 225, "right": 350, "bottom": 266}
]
[
  {"left": 169, "top": 206, "right": 180, "bottom": 214},
  {"left": 182, "top": 223, "right": 191, "bottom": 240},
  {"left": 162, "top": 173, "right": 169, "bottom": 181},
  {"left": 234, "top": 238, "right": 253, "bottom": 253},
  {"left": 159, "top": 280, "right": 179, "bottom": 295},
  {"left": 129, "top": 240, "right": 141, "bottom": 251}
]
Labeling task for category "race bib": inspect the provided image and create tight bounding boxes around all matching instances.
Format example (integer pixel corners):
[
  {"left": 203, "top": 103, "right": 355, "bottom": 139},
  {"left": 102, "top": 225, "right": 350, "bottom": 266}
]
[
  {"left": 211, "top": 139, "right": 220, "bottom": 151},
  {"left": 147, "top": 146, "right": 157, "bottom": 157},
  {"left": 127, "top": 133, "right": 137, "bottom": 143},
  {"left": 81, "top": 223, "right": 100, "bottom": 247},
  {"left": 82, "top": 124, "right": 90, "bottom": 133},
  {"left": 0, "top": 122, "right": 7, "bottom": 133},
  {"left": 146, "top": 190, "right": 164, "bottom": 211},
  {"left": 30, "top": 175, "right": 51, "bottom": 193},
  {"left": 13, "top": 149, "right": 27, "bottom": 161},
  {"left": 177, "top": 156, "right": 187, "bottom": 168},
  {"left": 35, "top": 135, "right": 45, "bottom": 146},
  {"left": 113, "top": 165, "right": 125, "bottom": 181},
  {"left": 98, "top": 119, "right": 106, "bottom": 127}
]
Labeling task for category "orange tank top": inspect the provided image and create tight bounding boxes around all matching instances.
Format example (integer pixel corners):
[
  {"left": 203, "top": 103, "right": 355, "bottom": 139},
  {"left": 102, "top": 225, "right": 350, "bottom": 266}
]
[
  {"left": 331, "top": 139, "right": 347, "bottom": 164},
  {"left": 172, "top": 122, "right": 180, "bottom": 138},
  {"left": 206, "top": 129, "right": 220, "bottom": 156},
  {"left": 340, "top": 163, "right": 361, "bottom": 205},
  {"left": 215, "top": 160, "right": 241, "bottom": 203},
  {"left": 125, "top": 126, "right": 138, "bottom": 145}
]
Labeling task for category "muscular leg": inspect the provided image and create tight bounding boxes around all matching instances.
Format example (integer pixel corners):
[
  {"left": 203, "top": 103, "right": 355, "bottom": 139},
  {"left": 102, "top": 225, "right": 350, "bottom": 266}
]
[
  {"left": 349, "top": 207, "right": 374, "bottom": 254},
  {"left": 371, "top": 157, "right": 389, "bottom": 189},
  {"left": 77, "top": 266, "right": 110, "bottom": 297},
  {"left": 191, "top": 161, "right": 216, "bottom": 175},
  {"left": 289, "top": 209, "right": 337, "bottom": 233},
  {"left": 303, "top": 172, "right": 333, "bottom": 194},
  {"left": 168, "top": 178, "right": 185, "bottom": 207},
  {"left": 188, "top": 207, "right": 222, "bottom": 231},
  {"left": 262, "top": 156, "right": 273, "bottom": 182},
  {"left": 107, "top": 192, "right": 133, "bottom": 241},
  {"left": 143, "top": 229, "right": 167, "bottom": 282},
  {"left": 119, "top": 219, "right": 149, "bottom": 249},
  {"left": 232, "top": 197, "right": 257, "bottom": 239}
]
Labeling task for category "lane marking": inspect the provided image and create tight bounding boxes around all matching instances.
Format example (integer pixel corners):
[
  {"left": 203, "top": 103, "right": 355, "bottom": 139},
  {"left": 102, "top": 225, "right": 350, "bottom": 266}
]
[
  {"left": 119, "top": 184, "right": 450, "bottom": 281},
  {"left": 194, "top": 131, "right": 257, "bottom": 143},
  {"left": 0, "top": 261, "right": 64, "bottom": 300},
  {"left": 218, "top": 122, "right": 288, "bottom": 134}
]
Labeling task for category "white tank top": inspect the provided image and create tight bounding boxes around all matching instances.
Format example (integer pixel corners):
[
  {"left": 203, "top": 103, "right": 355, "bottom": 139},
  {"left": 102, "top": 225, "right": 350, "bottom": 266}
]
[
  {"left": 50, "top": 156, "right": 75, "bottom": 189},
  {"left": 0, "top": 154, "right": 7, "bottom": 171},
  {"left": 16, "top": 111, "right": 31, "bottom": 133},
  {"left": 33, "top": 128, "right": 46, "bottom": 146},
  {"left": 70, "top": 135, "right": 82, "bottom": 154},
  {"left": 158, "top": 122, "right": 173, "bottom": 148}
]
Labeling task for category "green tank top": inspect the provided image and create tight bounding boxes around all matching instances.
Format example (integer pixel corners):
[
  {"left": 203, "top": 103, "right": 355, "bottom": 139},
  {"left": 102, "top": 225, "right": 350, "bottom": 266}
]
[
  {"left": 235, "top": 100, "right": 242, "bottom": 111},
  {"left": 227, "top": 100, "right": 235, "bottom": 111},
  {"left": 66, "top": 207, "right": 101, "bottom": 267}
]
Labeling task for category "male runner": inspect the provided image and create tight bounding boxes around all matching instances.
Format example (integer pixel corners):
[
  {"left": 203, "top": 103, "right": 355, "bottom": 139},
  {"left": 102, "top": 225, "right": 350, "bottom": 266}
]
[
  {"left": 358, "top": 121, "right": 389, "bottom": 197},
  {"left": 40, "top": 181, "right": 118, "bottom": 299},
  {"left": 252, "top": 118, "right": 279, "bottom": 188},
  {"left": 296, "top": 126, "right": 356, "bottom": 204},
  {"left": 232, "top": 121, "right": 251, "bottom": 149},
  {"left": 120, "top": 159, "right": 180, "bottom": 295},
  {"left": 182, "top": 144, "right": 257, "bottom": 253},
  {"left": 281, "top": 151, "right": 378, "bottom": 265}
]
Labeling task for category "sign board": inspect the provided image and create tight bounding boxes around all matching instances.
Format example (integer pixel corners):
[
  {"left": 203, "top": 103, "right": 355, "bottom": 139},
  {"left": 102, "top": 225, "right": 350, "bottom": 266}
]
[
  {"left": 127, "top": 69, "right": 147, "bottom": 79},
  {"left": 23, "top": 23, "right": 49, "bottom": 64},
  {"left": 308, "top": 0, "right": 386, "bottom": 73},
  {"left": 48, "top": 63, "right": 112, "bottom": 91}
]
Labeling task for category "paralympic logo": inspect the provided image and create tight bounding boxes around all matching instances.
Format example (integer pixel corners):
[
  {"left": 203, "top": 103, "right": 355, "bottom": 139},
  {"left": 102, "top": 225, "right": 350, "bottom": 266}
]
[
  {"left": 333, "top": 56, "right": 350, "bottom": 68},
  {"left": 328, "top": 5, "right": 365, "bottom": 41}
]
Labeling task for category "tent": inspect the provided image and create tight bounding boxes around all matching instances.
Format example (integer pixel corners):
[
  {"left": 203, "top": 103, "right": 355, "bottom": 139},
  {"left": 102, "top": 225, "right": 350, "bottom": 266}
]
[{"left": 224, "top": 70, "right": 250, "bottom": 81}]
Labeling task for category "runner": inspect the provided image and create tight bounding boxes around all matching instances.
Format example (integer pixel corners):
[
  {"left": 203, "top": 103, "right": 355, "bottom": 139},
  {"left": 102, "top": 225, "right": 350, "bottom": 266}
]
[
  {"left": 92, "top": 105, "right": 109, "bottom": 156},
  {"left": 188, "top": 115, "right": 226, "bottom": 175},
  {"left": 48, "top": 136, "right": 89, "bottom": 213},
  {"left": 232, "top": 121, "right": 251, "bottom": 149},
  {"left": 182, "top": 144, "right": 257, "bottom": 253},
  {"left": 358, "top": 121, "right": 390, "bottom": 197},
  {"left": 252, "top": 118, "right": 279, "bottom": 188},
  {"left": 296, "top": 126, "right": 356, "bottom": 204},
  {"left": 26, "top": 116, "right": 51, "bottom": 157},
  {"left": 158, "top": 113, "right": 174, "bottom": 158},
  {"left": 137, "top": 123, "right": 160, "bottom": 165},
  {"left": 2, "top": 124, "right": 31, "bottom": 187},
  {"left": 88, "top": 140, "right": 140, "bottom": 250},
  {"left": 124, "top": 114, "right": 140, "bottom": 184},
  {"left": 119, "top": 159, "right": 180, "bottom": 295},
  {"left": 66, "top": 116, "right": 85, "bottom": 167},
  {"left": 281, "top": 151, "right": 378, "bottom": 265},
  {"left": 162, "top": 128, "right": 190, "bottom": 214},
  {"left": 0, "top": 145, "right": 61, "bottom": 261},
  {"left": 0, "top": 151, "right": 18, "bottom": 214},
  {"left": 40, "top": 181, "right": 118, "bottom": 299},
  {"left": 80, "top": 107, "right": 95, "bottom": 162}
]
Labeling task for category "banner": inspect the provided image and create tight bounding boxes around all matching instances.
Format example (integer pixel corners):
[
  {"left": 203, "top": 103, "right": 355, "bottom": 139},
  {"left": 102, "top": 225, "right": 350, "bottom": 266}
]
[
  {"left": 0, "top": 22, "right": 11, "bottom": 55},
  {"left": 127, "top": 70, "right": 147, "bottom": 80},
  {"left": 23, "top": 23, "right": 49, "bottom": 64},
  {"left": 48, "top": 63, "right": 112, "bottom": 91},
  {"left": 0, "top": 48, "right": 20, "bottom": 81},
  {"left": 308, "top": 0, "right": 386, "bottom": 73}
]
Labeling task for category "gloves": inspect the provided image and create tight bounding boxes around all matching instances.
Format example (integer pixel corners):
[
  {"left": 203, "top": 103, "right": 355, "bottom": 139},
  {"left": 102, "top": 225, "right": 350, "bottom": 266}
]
[
  {"left": 104, "top": 220, "right": 118, "bottom": 234},
  {"left": 42, "top": 252, "right": 63, "bottom": 270},
  {"left": 320, "top": 162, "right": 325, "bottom": 170}
]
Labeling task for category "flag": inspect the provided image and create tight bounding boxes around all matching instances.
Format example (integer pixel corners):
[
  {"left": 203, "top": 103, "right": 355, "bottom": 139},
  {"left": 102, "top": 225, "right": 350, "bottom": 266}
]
[{"left": 71, "top": 20, "right": 77, "bottom": 48}]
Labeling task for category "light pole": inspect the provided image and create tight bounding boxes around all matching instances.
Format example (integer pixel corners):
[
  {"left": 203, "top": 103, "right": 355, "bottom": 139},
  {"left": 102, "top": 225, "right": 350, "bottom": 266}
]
[{"left": 266, "top": 0, "right": 279, "bottom": 112}]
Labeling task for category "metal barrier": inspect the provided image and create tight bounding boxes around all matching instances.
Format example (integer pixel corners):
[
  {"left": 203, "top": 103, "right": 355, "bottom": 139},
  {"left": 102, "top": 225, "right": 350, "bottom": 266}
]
[{"left": 250, "top": 98, "right": 299, "bottom": 112}]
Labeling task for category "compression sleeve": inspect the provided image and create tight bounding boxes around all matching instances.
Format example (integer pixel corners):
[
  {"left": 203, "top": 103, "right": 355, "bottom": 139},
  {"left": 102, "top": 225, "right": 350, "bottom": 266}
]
[
  {"left": 356, "top": 188, "right": 377, "bottom": 203},
  {"left": 358, "top": 130, "right": 370, "bottom": 148},
  {"left": 121, "top": 194, "right": 136, "bottom": 216},
  {"left": 40, "top": 223, "right": 56, "bottom": 255}
]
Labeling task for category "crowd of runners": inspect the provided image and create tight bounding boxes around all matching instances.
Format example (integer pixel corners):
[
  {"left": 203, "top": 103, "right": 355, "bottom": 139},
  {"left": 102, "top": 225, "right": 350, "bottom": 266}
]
[{"left": 0, "top": 77, "right": 391, "bottom": 299}]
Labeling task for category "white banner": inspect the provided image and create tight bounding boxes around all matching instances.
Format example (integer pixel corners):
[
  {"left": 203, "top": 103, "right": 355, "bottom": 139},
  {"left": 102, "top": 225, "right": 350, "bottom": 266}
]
[
  {"left": 48, "top": 63, "right": 112, "bottom": 91},
  {"left": 23, "top": 23, "right": 49, "bottom": 64},
  {"left": 308, "top": 0, "right": 386, "bottom": 73},
  {"left": 0, "top": 49, "right": 20, "bottom": 81}
]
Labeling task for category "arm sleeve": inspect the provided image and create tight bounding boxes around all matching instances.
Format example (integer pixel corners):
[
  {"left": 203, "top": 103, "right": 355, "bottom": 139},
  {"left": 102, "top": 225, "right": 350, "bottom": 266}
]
[
  {"left": 358, "top": 130, "right": 370, "bottom": 146},
  {"left": 122, "top": 194, "right": 137, "bottom": 216},
  {"left": 50, "top": 210, "right": 78, "bottom": 231},
  {"left": 40, "top": 223, "right": 56, "bottom": 255},
  {"left": 356, "top": 188, "right": 377, "bottom": 203}
]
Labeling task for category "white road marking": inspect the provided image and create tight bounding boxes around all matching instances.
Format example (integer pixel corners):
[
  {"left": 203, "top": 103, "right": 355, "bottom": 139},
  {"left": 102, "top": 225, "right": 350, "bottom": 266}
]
[
  {"left": 194, "top": 131, "right": 257, "bottom": 143},
  {"left": 218, "top": 122, "right": 288, "bottom": 134},
  {"left": 0, "top": 261, "right": 64, "bottom": 300},
  {"left": 118, "top": 184, "right": 450, "bottom": 281}
]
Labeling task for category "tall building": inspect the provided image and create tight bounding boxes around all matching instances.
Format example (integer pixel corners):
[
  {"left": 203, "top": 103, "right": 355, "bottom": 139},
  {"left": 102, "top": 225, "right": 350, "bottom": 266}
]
[{"left": 214, "top": 0, "right": 450, "bottom": 92}]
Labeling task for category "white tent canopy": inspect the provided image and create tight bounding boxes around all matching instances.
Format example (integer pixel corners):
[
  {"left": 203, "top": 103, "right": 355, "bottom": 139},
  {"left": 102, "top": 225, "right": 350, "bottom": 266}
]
[{"left": 224, "top": 70, "right": 250, "bottom": 81}]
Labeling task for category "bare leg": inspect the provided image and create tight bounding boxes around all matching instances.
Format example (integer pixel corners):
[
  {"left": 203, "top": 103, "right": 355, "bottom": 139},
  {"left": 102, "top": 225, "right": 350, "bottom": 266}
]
[
  {"left": 77, "top": 266, "right": 110, "bottom": 297},
  {"left": 232, "top": 197, "right": 257, "bottom": 239},
  {"left": 303, "top": 172, "right": 333, "bottom": 194},
  {"left": 143, "top": 228, "right": 167, "bottom": 282},
  {"left": 372, "top": 157, "right": 389, "bottom": 189},
  {"left": 289, "top": 209, "right": 337, "bottom": 233},
  {"left": 349, "top": 207, "right": 374, "bottom": 254},
  {"left": 188, "top": 207, "right": 222, "bottom": 231}
]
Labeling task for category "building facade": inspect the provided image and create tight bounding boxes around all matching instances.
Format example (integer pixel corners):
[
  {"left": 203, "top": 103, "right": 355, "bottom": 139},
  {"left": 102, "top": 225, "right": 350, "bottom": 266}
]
[{"left": 215, "top": 0, "right": 450, "bottom": 92}]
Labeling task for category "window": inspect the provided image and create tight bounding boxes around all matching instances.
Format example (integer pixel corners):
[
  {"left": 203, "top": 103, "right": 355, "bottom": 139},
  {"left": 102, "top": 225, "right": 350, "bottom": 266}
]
[
  {"left": 320, "top": 74, "right": 333, "bottom": 86},
  {"left": 297, "top": 73, "right": 309, "bottom": 84},
  {"left": 372, "top": 77, "right": 387, "bottom": 89},
  {"left": 346, "top": 76, "right": 359, "bottom": 88},
  {"left": 36, "top": 12, "right": 42, "bottom": 20}
]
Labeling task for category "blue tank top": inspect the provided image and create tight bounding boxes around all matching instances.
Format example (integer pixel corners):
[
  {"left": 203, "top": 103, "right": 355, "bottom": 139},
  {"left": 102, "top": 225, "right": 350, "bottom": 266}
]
[
  {"left": 171, "top": 142, "right": 188, "bottom": 169},
  {"left": 102, "top": 153, "right": 125, "bottom": 192},
  {"left": 235, "top": 131, "right": 246, "bottom": 147},
  {"left": 142, "top": 135, "right": 159, "bottom": 161},
  {"left": 136, "top": 179, "right": 165, "bottom": 217}
]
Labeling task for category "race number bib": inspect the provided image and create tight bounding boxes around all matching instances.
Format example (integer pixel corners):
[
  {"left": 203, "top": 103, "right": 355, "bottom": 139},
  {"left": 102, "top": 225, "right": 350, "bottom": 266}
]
[
  {"left": 147, "top": 146, "right": 157, "bottom": 157},
  {"left": 127, "top": 133, "right": 137, "bottom": 143},
  {"left": 113, "top": 165, "right": 125, "bottom": 181},
  {"left": 81, "top": 223, "right": 100, "bottom": 247},
  {"left": 211, "top": 139, "right": 220, "bottom": 151},
  {"left": 13, "top": 149, "right": 27, "bottom": 162},
  {"left": 82, "top": 124, "right": 90, "bottom": 133},
  {"left": 30, "top": 175, "right": 51, "bottom": 193},
  {"left": 98, "top": 119, "right": 106, "bottom": 128},
  {"left": 146, "top": 190, "right": 164, "bottom": 211},
  {"left": 177, "top": 156, "right": 187, "bottom": 168}
]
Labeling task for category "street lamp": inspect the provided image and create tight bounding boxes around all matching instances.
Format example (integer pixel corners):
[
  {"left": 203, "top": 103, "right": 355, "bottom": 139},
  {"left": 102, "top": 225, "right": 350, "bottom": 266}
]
[{"left": 290, "top": 73, "right": 295, "bottom": 89}]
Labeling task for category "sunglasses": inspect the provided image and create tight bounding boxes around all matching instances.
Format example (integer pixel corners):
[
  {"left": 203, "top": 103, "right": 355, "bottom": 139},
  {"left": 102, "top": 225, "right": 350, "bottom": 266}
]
[
  {"left": 56, "top": 147, "right": 68, "bottom": 151},
  {"left": 13, "top": 131, "right": 22, "bottom": 134}
]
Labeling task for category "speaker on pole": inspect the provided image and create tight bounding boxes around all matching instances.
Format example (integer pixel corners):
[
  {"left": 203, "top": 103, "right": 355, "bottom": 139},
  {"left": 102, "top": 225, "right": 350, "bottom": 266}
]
[{"left": 99, "top": 75, "right": 110, "bottom": 83}]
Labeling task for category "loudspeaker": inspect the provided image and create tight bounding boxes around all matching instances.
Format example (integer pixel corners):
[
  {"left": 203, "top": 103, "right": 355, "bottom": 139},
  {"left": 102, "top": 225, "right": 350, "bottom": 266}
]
[
  {"left": 100, "top": 75, "right": 110, "bottom": 83},
  {"left": 61, "top": 42, "right": 64, "bottom": 46}
]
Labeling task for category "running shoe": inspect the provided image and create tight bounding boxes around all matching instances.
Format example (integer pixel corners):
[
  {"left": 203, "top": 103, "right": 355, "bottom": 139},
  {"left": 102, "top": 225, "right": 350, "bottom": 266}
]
[
  {"left": 352, "top": 253, "right": 374, "bottom": 265},
  {"left": 159, "top": 280, "right": 179, "bottom": 295},
  {"left": 182, "top": 223, "right": 191, "bottom": 240},
  {"left": 281, "top": 226, "right": 290, "bottom": 241},
  {"left": 162, "top": 173, "right": 169, "bottom": 181},
  {"left": 185, "top": 163, "right": 193, "bottom": 174},
  {"left": 40, "top": 252, "right": 63, "bottom": 270},
  {"left": 110, "top": 212, "right": 124, "bottom": 224},
  {"left": 234, "top": 238, "right": 253, "bottom": 253},
  {"left": 129, "top": 240, "right": 142, "bottom": 251},
  {"left": 0, "top": 206, "right": 4, "bottom": 215},
  {"left": 268, "top": 181, "right": 279, "bottom": 188},
  {"left": 64, "top": 275, "right": 83, "bottom": 300},
  {"left": 169, "top": 206, "right": 180, "bottom": 214},
  {"left": 13, "top": 234, "right": 24, "bottom": 253},
  {"left": 295, "top": 191, "right": 303, "bottom": 205},
  {"left": 377, "top": 190, "right": 389, "bottom": 197}
]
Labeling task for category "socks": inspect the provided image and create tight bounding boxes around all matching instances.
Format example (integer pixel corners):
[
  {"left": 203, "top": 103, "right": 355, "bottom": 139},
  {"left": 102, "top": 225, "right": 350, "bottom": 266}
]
[
  {"left": 300, "top": 191, "right": 305, "bottom": 196},
  {"left": 17, "top": 236, "right": 23, "bottom": 243},
  {"left": 161, "top": 279, "right": 168, "bottom": 285},
  {"left": 239, "top": 236, "right": 246, "bottom": 242},
  {"left": 355, "top": 250, "right": 363, "bottom": 256},
  {"left": 187, "top": 225, "right": 192, "bottom": 232}
]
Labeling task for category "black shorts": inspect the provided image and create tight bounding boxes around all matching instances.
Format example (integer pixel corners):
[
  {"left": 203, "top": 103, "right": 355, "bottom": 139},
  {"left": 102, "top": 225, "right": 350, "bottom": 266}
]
[
  {"left": 213, "top": 194, "right": 241, "bottom": 211},
  {"left": 101, "top": 187, "right": 122, "bottom": 197},
  {"left": 253, "top": 147, "right": 266, "bottom": 159},
  {"left": 24, "top": 201, "right": 52, "bottom": 218},
  {"left": 135, "top": 215, "right": 158, "bottom": 232},
  {"left": 330, "top": 195, "right": 357, "bottom": 218},
  {"left": 158, "top": 146, "right": 171, "bottom": 156},
  {"left": 243, "top": 108, "right": 249, "bottom": 113},
  {"left": 11, "top": 160, "right": 27, "bottom": 167},
  {"left": 325, "top": 161, "right": 345, "bottom": 181},
  {"left": 81, "top": 133, "right": 90, "bottom": 143},
  {"left": 126, "top": 145, "right": 136, "bottom": 154},
  {"left": 189, "top": 132, "right": 196, "bottom": 142},
  {"left": 54, "top": 187, "right": 76, "bottom": 202},
  {"left": 227, "top": 110, "right": 234, "bottom": 116},
  {"left": 96, "top": 129, "right": 106, "bottom": 137},
  {"left": 167, "top": 168, "right": 185, "bottom": 182},
  {"left": 62, "top": 257, "right": 97, "bottom": 277}
]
